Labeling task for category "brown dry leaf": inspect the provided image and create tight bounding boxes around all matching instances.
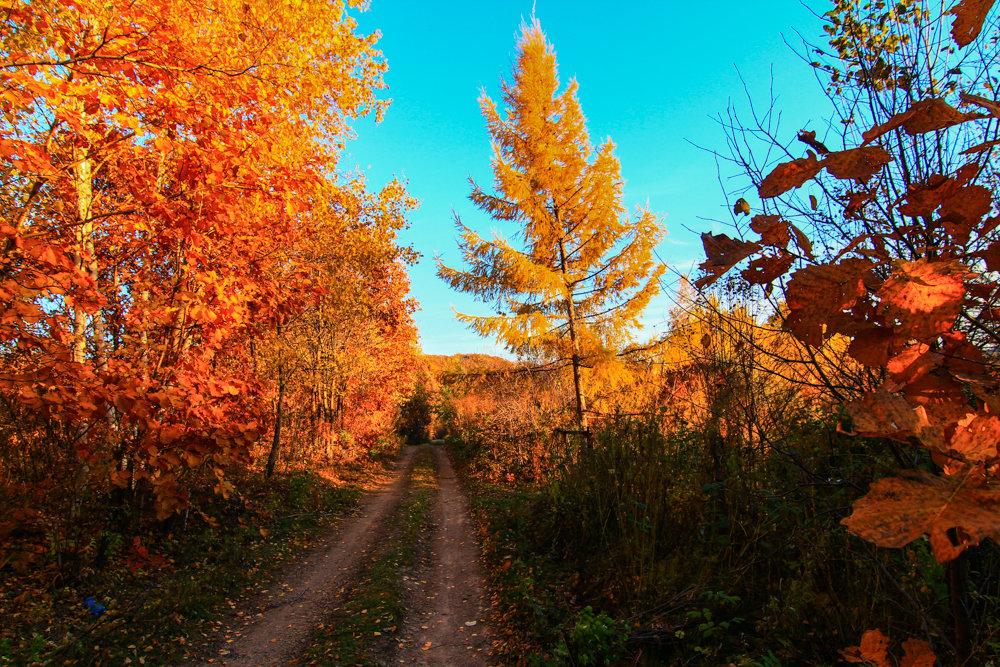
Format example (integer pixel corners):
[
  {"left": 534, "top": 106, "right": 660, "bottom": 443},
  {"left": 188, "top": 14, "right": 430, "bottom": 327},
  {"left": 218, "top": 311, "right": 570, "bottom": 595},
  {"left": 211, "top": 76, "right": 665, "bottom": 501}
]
[
  {"left": 978, "top": 239, "right": 1000, "bottom": 272},
  {"left": 741, "top": 251, "right": 794, "bottom": 286},
  {"left": 900, "top": 638, "right": 936, "bottom": 667},
  {"left": 789, "top": 223, "right": 813, "bottom": 258},
  {"left": 960, "top": 91, "right": 1000, "bottom": 116},
  {"left": 757, "top": 154, "right": 822, "bottom": 198},
  {"left": 422, "top": 641, "right": 432, "bottom": 651},
  {"left": 841, "top": 628, "right": 890, "bottom": 666},
  {"left": 948, "top": 0, "right": 998, "bottom": 47},
  {"left": 898, "top": 174, "right": 959, "bottom": 218},
  {"left": 939, "top": 184, "right": 993, "bottom": 243},
  {"left": 960, "top": 138, "right": 1000, "bottom": 155},
  {"left": 822, "top": 146, "right": 893, "bottom": 181},
  {"left": 949, "top": 413, "right": 1000, "bottom": 462},
  {"left": 844, "top": 190, "right": 876, "bottom": 217},
  {"left": 939, "top": 331, "right": 988, "bottom": 377},
  {"left": 842, "top": 470, "right": 1000, "bottom": 562},
  {"left": 903, "top": 98, "right": 981, "bottom": 134},
  {"left": 749, "top": 214, "right": 790, "bottom": 248},
  {"left": 878, "top": 259, "right": 967, "bottom": 340},
  {"left": 695, "top": 233, "right": 762, "bottom": 288},
  {"left": 864, "top": 98, "right": 980, "bottom": 143},
  {"left": 783, "top": 259, "right": 872, "bottom": 347},
  {"left": 900, "top": 373, "right": 974, "bottom": 428},
  {"left": 797, "top": 129, "right": 829, "bottom": 154},
  {"left": 848, "top": 328, "right": 904, "bottom": 368},
  {"left": 886, "top": 343, "right": 934, "bottom": 386},
  {"left": 845, "top": 389, "right": 921, "bottom": 438},
  {"left": 733, "top": 197, "right": 751, "bottom": 216}
]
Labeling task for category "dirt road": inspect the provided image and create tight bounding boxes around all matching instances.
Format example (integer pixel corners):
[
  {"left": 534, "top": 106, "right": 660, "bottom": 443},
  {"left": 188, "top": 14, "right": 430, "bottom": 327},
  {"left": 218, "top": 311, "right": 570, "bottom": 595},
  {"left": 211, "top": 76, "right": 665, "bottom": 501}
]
[
  {"left": 202, "top": 443, "right": 491, "bottom": 666},
  {"left": 394, "top": 445, "right": 491, "bottom": 664}
]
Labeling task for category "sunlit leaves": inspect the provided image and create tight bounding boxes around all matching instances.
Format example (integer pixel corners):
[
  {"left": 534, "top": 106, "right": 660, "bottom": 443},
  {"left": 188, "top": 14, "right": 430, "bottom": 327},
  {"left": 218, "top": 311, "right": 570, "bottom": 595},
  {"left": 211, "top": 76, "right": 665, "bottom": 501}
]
[
  {"left": 842, "top": 471, "right": 1000, "bottom": 561},
  {"left": 696, "top": 233, "right": 761, "bottom": 289}
]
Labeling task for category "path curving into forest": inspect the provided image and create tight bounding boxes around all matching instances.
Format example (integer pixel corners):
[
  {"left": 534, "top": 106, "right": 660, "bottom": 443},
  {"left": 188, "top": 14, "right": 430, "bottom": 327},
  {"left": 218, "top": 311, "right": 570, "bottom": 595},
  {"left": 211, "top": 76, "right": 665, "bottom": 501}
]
[{"left": 198, "top": 443, "right": 492, "bottom": 666}]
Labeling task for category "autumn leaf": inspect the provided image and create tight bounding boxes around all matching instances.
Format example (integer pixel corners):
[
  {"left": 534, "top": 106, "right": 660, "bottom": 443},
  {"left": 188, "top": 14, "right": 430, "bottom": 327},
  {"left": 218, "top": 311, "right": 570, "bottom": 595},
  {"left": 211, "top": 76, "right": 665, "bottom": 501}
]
[
  {"left": 948, "top": 413, "right": 1000, "bottom": 462},
  {"left": 848, "top": 328, "right": 904, "bottom": 368},
  {"left": 864, "top": 98, "right": 982, "bottom": 143},
  {"left": 747, "top": 215, "right": 788, "bottom": 248},
  {"left": 885, "top": 343, "right": 934, "bottom": 386},
  {"left": 842, "top": 470, "right": 1000, "bottom": 561},
  {"left": 960, "top": 90, "right": 1000, "bottom": 117},
  {"left": 900, "top": 638, "right": 936, "bottom": 667},
  {"left": 783, "top": 260, "right": 872, "bottom": 347},
  {"left": 695, "top": 233, "right": 762, "bottom": 288},
  {"left": 878, "top": 259, "right": 968, "bottom": 340},
  {"left": 842, "top": 628, "right": 890, "bottom": 666},
  {"left": 796, "top": 129, "right": 829, "bottom": 154},
  {"left": 741, "top": 251, "right": 794, "bottom": 286},
  {"left": 733, "top": 197, "right": 751, "bottom": 216},
  {"left": 757, "top": 154, "right": 822, "bottom": 198},
  {"left": 844, "top": 389, "right": 921, "bottom": 439},
  {"left": 821, "top": 146, "right": 893, "bottom": 181},
  {"left": 947, "top": 0, "right": 998, "bottom": 47}
]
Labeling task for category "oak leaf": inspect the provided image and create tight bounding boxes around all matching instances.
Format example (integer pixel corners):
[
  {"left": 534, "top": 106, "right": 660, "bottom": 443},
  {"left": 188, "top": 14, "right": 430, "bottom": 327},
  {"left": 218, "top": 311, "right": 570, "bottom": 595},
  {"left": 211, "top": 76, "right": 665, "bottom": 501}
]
[{"left": 842, "top": 470, "right": 1000, "bottom": 561}]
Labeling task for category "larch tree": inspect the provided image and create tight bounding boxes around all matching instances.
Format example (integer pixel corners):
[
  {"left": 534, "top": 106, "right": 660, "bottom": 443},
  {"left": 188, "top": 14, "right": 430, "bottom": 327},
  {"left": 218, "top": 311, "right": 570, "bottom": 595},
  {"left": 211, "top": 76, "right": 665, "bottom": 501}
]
[{"left": 437, "top": 20, "right": 666, "bottom": 431}]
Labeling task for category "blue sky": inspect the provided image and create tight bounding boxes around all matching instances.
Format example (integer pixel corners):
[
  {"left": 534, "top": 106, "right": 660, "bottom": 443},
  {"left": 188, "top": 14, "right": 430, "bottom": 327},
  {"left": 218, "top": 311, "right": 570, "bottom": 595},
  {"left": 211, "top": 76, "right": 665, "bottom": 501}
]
[{"left": 345, "top": 1, "right": 834, "bottom": 357}]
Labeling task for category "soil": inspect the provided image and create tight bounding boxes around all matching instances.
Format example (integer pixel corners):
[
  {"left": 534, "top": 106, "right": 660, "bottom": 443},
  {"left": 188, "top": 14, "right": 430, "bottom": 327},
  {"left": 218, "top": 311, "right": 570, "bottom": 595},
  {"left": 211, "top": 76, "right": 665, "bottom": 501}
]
[
  {"left": 393, "top": 444, "right": 491, "bottom": 664},
  {"left": 196, "top": 443, "right": 492, "bottom": 666}
]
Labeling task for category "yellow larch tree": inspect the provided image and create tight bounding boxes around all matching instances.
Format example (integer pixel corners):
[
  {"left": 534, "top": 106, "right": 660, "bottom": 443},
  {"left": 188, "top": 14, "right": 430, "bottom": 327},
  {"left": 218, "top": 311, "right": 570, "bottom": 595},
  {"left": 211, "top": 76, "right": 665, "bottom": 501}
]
[{"left": 437, "top": 20, "right": 666, "bottom": 430}]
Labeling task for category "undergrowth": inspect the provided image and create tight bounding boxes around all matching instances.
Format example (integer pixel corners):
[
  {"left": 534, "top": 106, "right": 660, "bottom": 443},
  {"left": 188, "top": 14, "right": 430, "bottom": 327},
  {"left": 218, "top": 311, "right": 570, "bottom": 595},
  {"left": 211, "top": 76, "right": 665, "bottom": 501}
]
[
  {"left": 0, "top": 456, "right": 393, "bottom": 666},
  {"left": 458, "top": 414, "right": 1000, "bottom": 665}
]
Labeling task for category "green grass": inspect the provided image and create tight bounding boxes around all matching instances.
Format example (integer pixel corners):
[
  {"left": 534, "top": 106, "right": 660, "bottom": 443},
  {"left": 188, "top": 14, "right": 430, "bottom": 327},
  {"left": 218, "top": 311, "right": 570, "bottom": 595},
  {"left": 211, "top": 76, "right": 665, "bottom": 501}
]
[{"left": 303, "top": 446, "right": 436, "bottom": 666}]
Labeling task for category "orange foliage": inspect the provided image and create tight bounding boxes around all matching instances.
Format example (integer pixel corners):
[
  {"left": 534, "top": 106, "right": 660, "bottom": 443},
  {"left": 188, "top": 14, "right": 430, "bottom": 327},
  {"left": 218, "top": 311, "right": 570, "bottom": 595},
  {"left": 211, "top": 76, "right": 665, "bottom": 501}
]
[
  {"left": 699, "top": 0, "right": 1000, "bottom": 576},
  {"left": 0, "top": 0, "right": 415, "bottom": 529}
]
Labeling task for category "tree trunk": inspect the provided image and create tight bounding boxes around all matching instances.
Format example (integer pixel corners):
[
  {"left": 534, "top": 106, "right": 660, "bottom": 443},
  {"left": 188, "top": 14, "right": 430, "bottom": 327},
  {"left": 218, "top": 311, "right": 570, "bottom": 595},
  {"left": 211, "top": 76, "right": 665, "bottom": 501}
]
[
  {"left": 266, "top": 323, "right": 285, "bottom": 478},
  {"left": 947, "top": 544, "right": 972, "bottom": 665},
  {"left": 557, "top": 233, "right": 587, "bottom": 434}
]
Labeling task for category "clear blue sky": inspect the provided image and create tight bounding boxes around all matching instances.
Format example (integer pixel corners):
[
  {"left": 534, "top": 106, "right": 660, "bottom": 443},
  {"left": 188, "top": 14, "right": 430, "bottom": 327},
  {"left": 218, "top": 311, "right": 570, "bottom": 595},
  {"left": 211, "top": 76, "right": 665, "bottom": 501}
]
[{"left": 344, "top": 1, "right": 833, "bottom": 357}]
